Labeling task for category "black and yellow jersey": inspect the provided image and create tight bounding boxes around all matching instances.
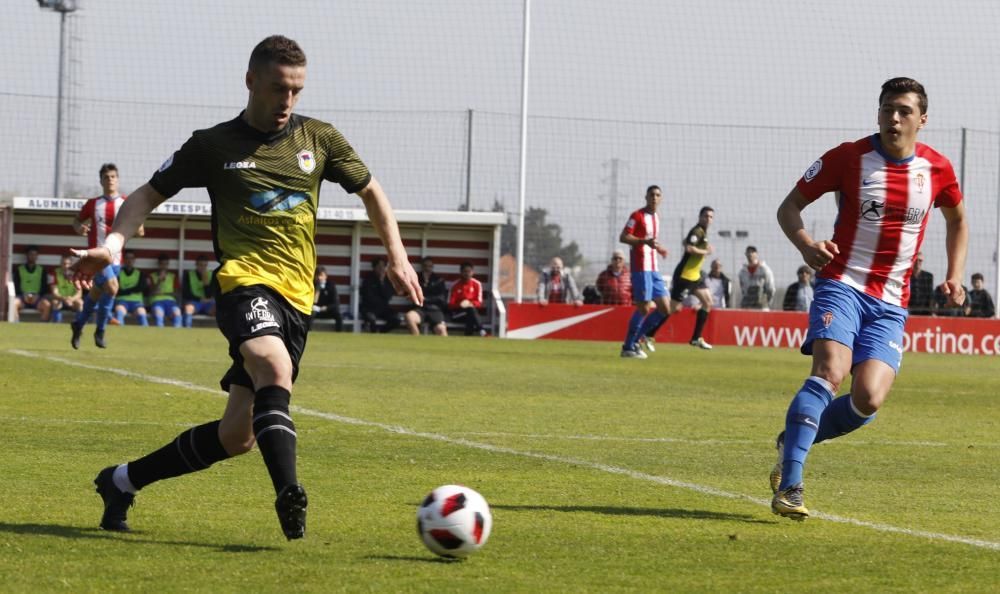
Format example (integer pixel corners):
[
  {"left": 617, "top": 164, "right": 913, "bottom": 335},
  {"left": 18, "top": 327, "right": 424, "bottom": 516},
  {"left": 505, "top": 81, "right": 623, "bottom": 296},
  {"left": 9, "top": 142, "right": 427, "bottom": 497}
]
[
  {"left": 673, "top": 224, "right": 708, "bottom": 282},
  {"left": 149, "top": 113, "right": 371, "bottom": 314}
]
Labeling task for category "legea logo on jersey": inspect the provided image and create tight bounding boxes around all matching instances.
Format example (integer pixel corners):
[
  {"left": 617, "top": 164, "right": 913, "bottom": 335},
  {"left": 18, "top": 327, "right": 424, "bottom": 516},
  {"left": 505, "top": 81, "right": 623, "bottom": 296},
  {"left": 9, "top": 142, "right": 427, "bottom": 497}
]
[
  {"left": 249, "top": 188, "right": 308, "bottom": 214},
  {"left": 803, "top": 159, "right": 822, "bottom": 182},
  {"left": 224, "top": 161, "right": 257, "bottom": 169},
  {"left": 297, "top": 151, "right": 315, "bottom": 173}
]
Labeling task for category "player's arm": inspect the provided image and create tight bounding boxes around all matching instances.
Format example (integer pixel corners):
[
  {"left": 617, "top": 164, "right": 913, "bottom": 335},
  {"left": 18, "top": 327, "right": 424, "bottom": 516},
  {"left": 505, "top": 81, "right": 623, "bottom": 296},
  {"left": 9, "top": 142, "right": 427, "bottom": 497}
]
[
  {"left": 938, "top": 201, "right": 968, "bottom": 307},
  {"left": 356, "top": 177, "right": 423, "bottom": 306},
  {"left": 777, "top": 187, "right": 839, "bottom": 271},
  {"left": 71, "top": 183, "right": 167, "bottom": 287}
]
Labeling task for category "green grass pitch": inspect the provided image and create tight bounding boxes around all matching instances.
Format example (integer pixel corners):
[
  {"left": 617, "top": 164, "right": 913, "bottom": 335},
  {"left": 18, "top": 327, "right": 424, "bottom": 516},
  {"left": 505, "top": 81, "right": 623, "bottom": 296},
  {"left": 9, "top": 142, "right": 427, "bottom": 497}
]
[{"left": 0, "top": 323, "right": 997, "bottom": 592}]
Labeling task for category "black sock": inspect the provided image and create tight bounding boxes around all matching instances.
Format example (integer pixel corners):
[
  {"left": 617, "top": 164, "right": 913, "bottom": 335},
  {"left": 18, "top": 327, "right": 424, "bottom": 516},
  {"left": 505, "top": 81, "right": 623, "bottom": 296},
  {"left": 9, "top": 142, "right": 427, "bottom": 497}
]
[
  {"left": 127, "top": 420, "right": 230, "bottom": 490},
  {"left": 645, "top": 313, "right": 669, "bottom": 338},
  {"left": 253, "top": 385, "right": 298, "bottom": 494},
  {"left": 692, "top": 308, "right": 709, "bottom": 340}
]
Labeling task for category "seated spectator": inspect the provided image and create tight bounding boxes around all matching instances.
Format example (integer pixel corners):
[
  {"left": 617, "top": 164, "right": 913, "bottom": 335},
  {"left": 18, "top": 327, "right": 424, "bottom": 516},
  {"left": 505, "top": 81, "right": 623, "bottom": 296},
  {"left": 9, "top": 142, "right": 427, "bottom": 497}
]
[
  {"left": 47, "top": 254, "right": 84, "bottom": 323},
  {"left": 595, "top": 250, "right": 631, "bottom": 305},
  {"left": 114, "top": 250, "right": 149, "bottom": 326},
  {"left": 965, "top": 273, "right": 995, "bottom": 318},
  {"left": 182, "top": 255, "right": 216, "bottom": 327},
  {"left": 908, "top": 251, "right": 934, "bottom": 316},
  {"left": 147, "top": 253, "right": 183, "bottom": 328},
  {"left": 449, "top": 261, "right": 486, "bottom": 336},
  {"left": 738, "top": 246, "right": 775, "bottom": 310},
  {"left": 782, "top": 265, "right": 814, "bottom": 312},
  {"left": 404, "top": 257, "right": 448, "bottom": 336},
  {"left": 12, "top": 245, "right": 51, "bottom": 322},
  {"left": 537, "top": 256, "right": 583, "bottom": 306},
  {"left": 933, "top": 283, "right": 969, "bottom": 317},
  {"left": 311, "top": 266, "right": 344, "bottom": 332},
  {"left": 704, "top": 259, "right": 731, "bottom": 309},
  {"left": 360, "top": 257, "right": 401, "bottom": 333}
]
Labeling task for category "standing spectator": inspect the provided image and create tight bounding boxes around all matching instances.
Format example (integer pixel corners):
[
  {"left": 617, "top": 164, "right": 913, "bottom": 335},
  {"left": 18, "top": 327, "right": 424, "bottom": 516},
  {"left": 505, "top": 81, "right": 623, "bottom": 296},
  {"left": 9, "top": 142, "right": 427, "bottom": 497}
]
[
  {"left": 782, "top": 265, "right": 815, "bottom": 312},
  {"left": 907, "top": 251, "right": 934, "bottom": 315},
  {"left": 537, "top": 257, "right": 583, "bottom": 306},
  {"left": 182, "top": 255, "right": 216, "bottom": 327},
  {"left": 360, "top": 257, "right": 401, "bottom": 333},
  {"left": 449, "top": 261, "right": 486, "bottom": 336},
  {"left": 965, "top": 273, "right": 995, "bottom": 318},
  {"left": 12, "top": 245, "right": 51, "bottom": 322},
  {"left": 595, "top": 250, "right": 632, "bottom": 305},
  {"left": 404, "top": 257, "right": 449, "bottom": 336},
  {"left": 704, "top": 259, "right": 731, "bottom": 309},
  {"left": 114, "top": 249, "right": 149, "bottom": 326},
  {"left": 147, "top": 253, "right": 183, "bottom": 328},
  {"left": 47, "top": 254, "right": 84, "bottom": 323},
  {"left": 310, "top": 266, "right": 343, "bottom": 332},
  {"left": 739, "top": 245, "right": 775, "bottom": 309}
]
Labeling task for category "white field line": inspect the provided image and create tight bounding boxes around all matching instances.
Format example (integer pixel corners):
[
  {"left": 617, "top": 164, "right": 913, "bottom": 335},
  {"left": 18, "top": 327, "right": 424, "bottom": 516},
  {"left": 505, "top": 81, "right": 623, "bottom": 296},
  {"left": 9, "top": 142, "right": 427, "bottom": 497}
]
[
  {"left": 455, "top": 432, "right": 968, "bottom": 448},
  {"left": 6, "top": 349, "right": 999, "bottom": 552}
]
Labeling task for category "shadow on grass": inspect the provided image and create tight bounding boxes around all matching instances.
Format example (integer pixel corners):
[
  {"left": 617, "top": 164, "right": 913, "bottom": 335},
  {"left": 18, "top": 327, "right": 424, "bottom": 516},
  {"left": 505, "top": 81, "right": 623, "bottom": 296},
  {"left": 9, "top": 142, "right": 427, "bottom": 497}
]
[
  {"left": 0, "top": 522, "right": 279, "bottom": 552},
  {"left": 489, "top": 504, "right": 775, "bottom": 524},
  {"left": 364, "top": 555, "right": 462, "bottom": 564}
]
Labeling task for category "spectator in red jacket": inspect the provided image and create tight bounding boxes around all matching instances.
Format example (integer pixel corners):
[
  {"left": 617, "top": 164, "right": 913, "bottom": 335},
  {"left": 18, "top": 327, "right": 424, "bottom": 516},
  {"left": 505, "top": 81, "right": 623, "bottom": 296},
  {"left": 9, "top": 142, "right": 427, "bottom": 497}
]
[
  {"left": 595, "top": 250, "right": 632, "bottom": 305},
  {"left": 448, "top": 261, "right": 486, "bottom": 336}
]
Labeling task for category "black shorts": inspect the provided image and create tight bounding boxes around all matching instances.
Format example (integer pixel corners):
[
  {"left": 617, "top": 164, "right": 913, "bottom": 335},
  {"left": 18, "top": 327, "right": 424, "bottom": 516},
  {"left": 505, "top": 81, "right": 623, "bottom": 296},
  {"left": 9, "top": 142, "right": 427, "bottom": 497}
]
[
  {"left": 670, "top": 274, "right": 705, "bottom": 302},
  {"left": 410, "top": 304, "right": 446, "bottom": 327},
  {"left": 215, "top": 284, "right": 311, "bottom": 392}
]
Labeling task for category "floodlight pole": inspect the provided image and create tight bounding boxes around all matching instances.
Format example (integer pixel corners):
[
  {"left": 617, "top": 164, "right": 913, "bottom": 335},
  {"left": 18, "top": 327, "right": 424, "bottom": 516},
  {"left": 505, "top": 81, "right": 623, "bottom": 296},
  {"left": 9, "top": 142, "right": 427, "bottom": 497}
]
[
  {"left": 37, "top": 0, "right": 78, "bottom": 198},
  {"left": 515, "top": 0, "right": 531, "bottom": 303}
]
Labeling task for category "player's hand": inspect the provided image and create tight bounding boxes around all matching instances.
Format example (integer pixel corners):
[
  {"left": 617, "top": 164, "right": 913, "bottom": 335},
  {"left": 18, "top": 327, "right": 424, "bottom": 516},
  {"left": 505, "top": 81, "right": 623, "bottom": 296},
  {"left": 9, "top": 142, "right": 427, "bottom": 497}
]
[
  {"left": 78, "top": 222, "right": 91, "bottom": 236},
  {"left": 655, "top": 243, "right": 669, "bottom": 258},
  {"left": 800, "top": 240, "right": 838, "bottom": 271},
  {"left": 938, "top": 279, "right": 966, "bottom": 307},
  {"left": 70, "top": 247, "right": 113, "bottom": 290},
  {"left": 388, "top": 257, "right": 423, "bottom": 306},
  {"left": 706, "top": 244, "right": 714, "bottom": 255}
]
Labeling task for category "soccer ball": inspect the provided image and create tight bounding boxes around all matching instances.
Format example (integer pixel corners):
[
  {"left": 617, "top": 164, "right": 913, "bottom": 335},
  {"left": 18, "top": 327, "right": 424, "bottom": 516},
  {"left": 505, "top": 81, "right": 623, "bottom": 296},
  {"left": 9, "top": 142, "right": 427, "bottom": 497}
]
[{"left": 416, "top": 485, "right": 492, "bottom": 558}]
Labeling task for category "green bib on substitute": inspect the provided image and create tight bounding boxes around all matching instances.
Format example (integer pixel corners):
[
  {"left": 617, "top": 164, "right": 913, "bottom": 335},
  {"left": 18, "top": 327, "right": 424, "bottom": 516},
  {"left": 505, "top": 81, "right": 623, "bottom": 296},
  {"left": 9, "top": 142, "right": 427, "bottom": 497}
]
[
  {"left": 117, "top": 268, "right": 144, "bottom": 303},
  {"left": 149, "top": 113, "right": 371, "bottom": 314},
  {"left": 17, "top": 264, "right": 43, "bottom": 295}
]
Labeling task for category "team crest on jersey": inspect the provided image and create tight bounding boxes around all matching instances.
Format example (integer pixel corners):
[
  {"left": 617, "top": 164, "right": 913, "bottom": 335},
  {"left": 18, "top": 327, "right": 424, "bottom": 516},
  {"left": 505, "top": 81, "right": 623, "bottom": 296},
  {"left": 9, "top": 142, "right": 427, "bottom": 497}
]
[
  {"left": 803, "top": 159, "right": 822, "bottom": 182},
  {"left": 915, "top": 173, "right": 925, "bottom": 193},
  {"left": 297, "top": 150, "right": 315, "bottom": 173},
  {"left": 822, "top": 311, "right": 834, "bottom": 328},
  {"left": 158, "top": 154, "right": 174, "bottom": 172}
]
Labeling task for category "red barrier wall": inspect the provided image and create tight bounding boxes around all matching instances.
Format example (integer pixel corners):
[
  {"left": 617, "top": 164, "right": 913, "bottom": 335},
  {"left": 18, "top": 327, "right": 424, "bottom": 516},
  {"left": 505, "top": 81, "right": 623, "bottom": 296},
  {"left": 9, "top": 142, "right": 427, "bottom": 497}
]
[{"left": 506, "top": 303, "right": 1000, "bottom": 356}]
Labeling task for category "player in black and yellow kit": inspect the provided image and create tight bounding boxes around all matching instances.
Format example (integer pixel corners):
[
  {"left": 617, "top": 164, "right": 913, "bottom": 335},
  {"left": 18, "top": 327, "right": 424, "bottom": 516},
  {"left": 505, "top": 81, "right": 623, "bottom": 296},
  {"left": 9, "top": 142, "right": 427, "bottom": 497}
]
[
  {"left": 640, "top": 206, "right": 716, "bottom": 351},
  {"left": 71, "top": 36, "right": 423, "bottom": 540}
]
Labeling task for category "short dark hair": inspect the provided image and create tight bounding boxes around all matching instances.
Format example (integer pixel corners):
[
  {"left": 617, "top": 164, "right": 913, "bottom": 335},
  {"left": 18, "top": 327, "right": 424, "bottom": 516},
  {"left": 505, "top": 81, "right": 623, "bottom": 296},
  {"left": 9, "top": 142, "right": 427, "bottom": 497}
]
[
  {"left": 315, "top": 266, "right": 327, "bottom": 275},
  {"left": 157, "top": 253, "right": 170, "bottom": 262},
  {"left": 421, "top": 256, "right": 434, "bottom": 264},
  {"left": 972, "top": 272, "right": 984, "bottom": 282},
  {"left": 195, "top": 254, "right": 208, "bottom": 263},
  {"left": 460, "top": 261, "right": 474, "bottom": 271},
  {"left": 25, "top": 244, "right": 39, "bottom": 254},
  {"left": 123, "top": 249, "right": 136, "bottom": 257},
  {"left": 370, "top": 257, "right": 386, "bottom": 269},
  {"left": 880, "top": 77, "right": 927, "bottom": 114},
  {"left": 645, "top": 185, "right": 661, "bottom": 195},
  {"left": 745, "top": 245, "right": 758, "bottom": 253},
  {"left": 249, "top": 35, "right": 307, "bottom": 72},
  {"left": 99, "top": 163, "right": 117, "bottom": 178},
  {"left": 699, "top": 206, "right": 714, "bottom": 217}
]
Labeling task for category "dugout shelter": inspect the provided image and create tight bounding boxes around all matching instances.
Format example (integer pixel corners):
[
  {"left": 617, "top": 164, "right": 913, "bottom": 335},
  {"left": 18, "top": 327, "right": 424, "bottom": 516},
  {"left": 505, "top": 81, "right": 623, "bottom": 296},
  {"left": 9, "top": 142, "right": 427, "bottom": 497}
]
[{"left": 0, "top": 196, "right": 506, "bottom": 333}]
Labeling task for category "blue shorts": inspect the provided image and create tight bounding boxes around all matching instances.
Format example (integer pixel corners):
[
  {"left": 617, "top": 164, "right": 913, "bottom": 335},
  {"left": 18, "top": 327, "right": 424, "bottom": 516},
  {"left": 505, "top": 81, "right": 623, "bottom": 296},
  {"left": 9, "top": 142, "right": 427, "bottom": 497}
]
[
  {"left": 115, "top": 300, "right": 145, "bottom": 314},
  {"left": 185, "top": 299, "right": 215, "bottom": 315},
  {"left": 96, "top": 264, "right": 120, "bottom": 288},
  {"left": 152, "top": 299, "right": 181, "bottom": 314},
  {"left": 802, "top": 278, "right": 908, "bottom": 373},
  {"left": 630, "top": 271, "right": 668, "bottom": 303}
]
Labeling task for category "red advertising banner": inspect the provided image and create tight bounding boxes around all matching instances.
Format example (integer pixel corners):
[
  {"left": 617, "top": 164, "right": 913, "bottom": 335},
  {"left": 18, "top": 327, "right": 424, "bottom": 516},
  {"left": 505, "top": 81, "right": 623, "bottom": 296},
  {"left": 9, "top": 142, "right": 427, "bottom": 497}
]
[{"left": 506, "top": 303, "right": 1000, "bottom": 356}]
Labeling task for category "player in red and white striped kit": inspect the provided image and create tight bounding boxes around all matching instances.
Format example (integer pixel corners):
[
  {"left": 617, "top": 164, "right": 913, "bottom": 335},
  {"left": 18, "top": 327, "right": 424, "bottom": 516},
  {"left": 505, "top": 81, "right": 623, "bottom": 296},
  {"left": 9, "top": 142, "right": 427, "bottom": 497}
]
[
  {"left": 70, "top": 163, "right": 142, "bottom": 349},
  {"left": 769, "top": 78, "right": 968, "bottom": 520}
]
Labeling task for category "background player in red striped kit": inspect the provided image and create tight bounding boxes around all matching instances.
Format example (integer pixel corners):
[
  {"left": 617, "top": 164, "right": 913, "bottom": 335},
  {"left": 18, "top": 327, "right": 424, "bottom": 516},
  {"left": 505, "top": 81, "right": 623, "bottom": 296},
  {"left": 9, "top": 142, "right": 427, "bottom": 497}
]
[{"left": 769, "top": 77, "right": 968, "bottom": 519}]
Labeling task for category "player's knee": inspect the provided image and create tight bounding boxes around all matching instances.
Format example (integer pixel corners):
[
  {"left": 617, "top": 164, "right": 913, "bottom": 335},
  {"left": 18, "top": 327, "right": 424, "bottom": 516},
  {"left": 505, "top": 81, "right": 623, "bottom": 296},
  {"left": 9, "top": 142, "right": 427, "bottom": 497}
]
[
  {"left": 810, "top": 366, "right": 846, "bottom": 393},
  {"left": 850, "top": 386, "right": 886, "bottom": 415},
  {"left": 219, "top": 429, "right": 255, "bottom": 456}
]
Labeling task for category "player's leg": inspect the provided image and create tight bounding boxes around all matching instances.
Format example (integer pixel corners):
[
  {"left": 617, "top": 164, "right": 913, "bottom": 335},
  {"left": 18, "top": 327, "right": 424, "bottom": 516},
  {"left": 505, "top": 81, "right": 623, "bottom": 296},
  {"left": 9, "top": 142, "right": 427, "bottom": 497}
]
[
  {"left": 152, "top": 301, "right": 166, "bottom": 327},
  {"left": 689, "top": 287, "right": 713, "bottom": 348},
  {"left": 638, "top": 274, "right": 672, "bottom": 342},
  {"left": 404, "top": 309, "right": 422, "bottom": 335},
  {"left": 114, "top": 302, "right": 127, "bottom": 325},
  {"left": 38, "top": 297, "right": 52, "bottom": 322},
  {"left": 183, "top": 302, "right": 196, "bottom": 328},
  {"left": 426, "top": 307, "right": 447, "bottom": 336}
]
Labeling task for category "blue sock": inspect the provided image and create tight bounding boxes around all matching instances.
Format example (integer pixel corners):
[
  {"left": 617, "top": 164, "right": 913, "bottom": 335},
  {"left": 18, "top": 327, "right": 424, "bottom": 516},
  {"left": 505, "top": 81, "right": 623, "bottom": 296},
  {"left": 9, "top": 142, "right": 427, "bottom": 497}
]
[
  {"left": 172, "top": 310, "right": 182, "bottom": 328},
  {"left": 115, "top": 309, "right": 126, "bottom": 325},
  {"left": 137, "top": 313, "right": 149, "bottom": 327},
  {"left": 637, "top": 310, "right": 666, "bottom": 341},
  {"left": 95, "top": 293, "right": 114, "bottom": 332},
  {"left": 76, "top": 295, "right": 96, "bottom": 327},
  {"left": 154, "top": 309, "right": 165, "bottom": 327},
  {"left": 623, "top": 311, "right": 646, "bottom": 350},
  {"left": 780, "top": 376, "right": 834, "bottom": 490},
  {"left": 183, "top": 313, "right": 193, "bottom": 328},
  {"left": 814, "top": 395, "right": 875, "bottom": 444},
  {"left": 52, "top": 309, "right": 63, "bottom": 323}
]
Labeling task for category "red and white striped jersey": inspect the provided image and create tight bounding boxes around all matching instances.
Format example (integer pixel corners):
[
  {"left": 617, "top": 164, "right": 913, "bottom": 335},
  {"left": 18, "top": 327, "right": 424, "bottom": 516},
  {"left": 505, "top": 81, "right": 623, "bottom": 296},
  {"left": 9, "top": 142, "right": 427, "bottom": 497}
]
[
  {"left": 623, "top": 208, "right": 659, "bottom": 272},
  {"left": 78, "top": 194, "right": 126, "bottom": 265},
  {"left": 796, "top": 135, "right": 962, "bottom": 307}
]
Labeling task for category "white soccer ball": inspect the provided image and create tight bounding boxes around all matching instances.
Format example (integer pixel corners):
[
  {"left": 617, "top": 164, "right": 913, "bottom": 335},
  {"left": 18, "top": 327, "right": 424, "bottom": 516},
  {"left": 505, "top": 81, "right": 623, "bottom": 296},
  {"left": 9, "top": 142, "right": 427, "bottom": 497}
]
[{"left": 416, "top": 484, "right": 493, "bottom": 558}]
